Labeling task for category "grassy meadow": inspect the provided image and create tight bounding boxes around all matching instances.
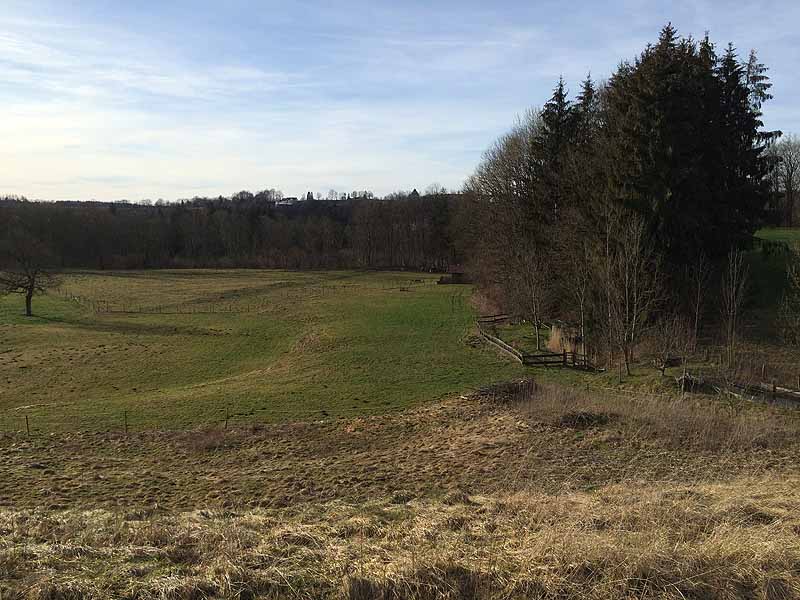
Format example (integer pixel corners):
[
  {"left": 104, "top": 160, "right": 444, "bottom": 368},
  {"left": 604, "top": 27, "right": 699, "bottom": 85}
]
[
  {"left": 0, "top": 270, "right": 521, "bottom": 432},
  {"left": 755, "top": 226, "right": 800, "bottom": 245},
  {"left": 4, "top": 258, "right": 800, "bottom": 598}
]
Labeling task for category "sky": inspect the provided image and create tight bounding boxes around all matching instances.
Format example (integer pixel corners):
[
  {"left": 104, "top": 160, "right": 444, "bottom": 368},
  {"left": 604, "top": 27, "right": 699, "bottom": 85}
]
[{"left": 1, "top": 1, "right": 799, "bottom": 201}]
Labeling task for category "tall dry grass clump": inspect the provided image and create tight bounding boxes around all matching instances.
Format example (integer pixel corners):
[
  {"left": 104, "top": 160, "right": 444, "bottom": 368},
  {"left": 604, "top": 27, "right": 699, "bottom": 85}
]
[
  {"left": 2, "top": 476, "right": 800, "bottom": 599},
  {"left": 491, "top": 379, "right": 795, "bottom": 451}
]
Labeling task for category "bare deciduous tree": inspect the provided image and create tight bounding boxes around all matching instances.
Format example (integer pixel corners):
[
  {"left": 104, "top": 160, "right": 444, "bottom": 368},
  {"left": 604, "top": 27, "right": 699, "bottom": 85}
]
[
  {"left": 597, "top": 210, "right": 661, "bottom": 376},
  {"left": 773, "top": 135, "right": 800, "bottom": 226},
  {"left": 511, "top": 240, "right": 550, "bottom": 351},
  {"left": 0, "top": 226, "right": 60, "bottom": 317},
  {"left": 463, "top": 109, "right": 555, "bottom": 348},
  {"left": 564, "top": 240, "right": 592, "bottom": 358},
  {"left": 686, "top": 252, "right": 711, "bottom": 351},
  {"left": 720, "top": 248, "right": 749, "bottom": 368},
  {"left": 778, "top": 243, "right": 800, "bottom": 344},
  {"left": 653, "top": 312, "right": 692, "bottom": 377}
]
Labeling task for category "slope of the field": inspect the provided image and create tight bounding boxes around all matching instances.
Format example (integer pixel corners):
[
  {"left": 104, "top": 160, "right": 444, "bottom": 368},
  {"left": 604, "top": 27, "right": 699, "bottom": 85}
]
[
  {"left": 3, "top": 382, "right": 800, "bottom": 598},
  {"left": 756, "top": 226, "right": 800, "bottom": 245},
  {"left": 0, "top": 270, "right": 521, "bottom": 432}
]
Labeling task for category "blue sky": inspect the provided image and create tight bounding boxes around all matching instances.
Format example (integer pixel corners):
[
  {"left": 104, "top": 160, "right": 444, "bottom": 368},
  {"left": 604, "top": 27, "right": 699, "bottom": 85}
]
[{"left": 2, "top": 0, "right": 799, "bottom": 201}]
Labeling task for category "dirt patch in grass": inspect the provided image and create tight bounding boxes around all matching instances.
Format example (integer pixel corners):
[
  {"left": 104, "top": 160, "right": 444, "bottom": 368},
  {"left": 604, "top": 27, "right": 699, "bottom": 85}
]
[{"left": 558, "top": 411, "right": 614, "bottom": 429}]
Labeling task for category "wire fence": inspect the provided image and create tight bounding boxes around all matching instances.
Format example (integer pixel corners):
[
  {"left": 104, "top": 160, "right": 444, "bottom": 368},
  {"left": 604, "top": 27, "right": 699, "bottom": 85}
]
[
  {"left": 3, "top": 375, "right": 799, "bottom": 437},
  {"left": 0, "top": 403, "right": 350, "bottom": 436},
  {"left": 51, "top": 278, "right": 440, "bottom": 315},
  {"left": 1, "top": 277, "right": 471, "bottom": 436}
]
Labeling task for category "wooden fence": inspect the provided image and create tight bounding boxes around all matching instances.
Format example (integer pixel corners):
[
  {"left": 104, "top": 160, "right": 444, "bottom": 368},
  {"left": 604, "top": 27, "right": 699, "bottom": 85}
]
[
  {"left": 476, "top": 319, "right": 592, "bottom": 370},
  {"left": 681, "top": 369, "right": 800, "bottom": 405}
]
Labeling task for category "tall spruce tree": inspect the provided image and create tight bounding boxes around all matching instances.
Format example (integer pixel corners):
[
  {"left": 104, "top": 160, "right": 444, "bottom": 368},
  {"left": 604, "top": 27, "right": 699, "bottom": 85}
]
[
  {"left": 602, "top": 25, "right": 775, "bottom": 267},
  {"left": 714, "top": 44, "right": 775, "bottom": 249},
  {"left": 533, "top": 77, "right": 575, "bottom": 221},
  {"left": 573, "top": 74, "right": 598, "bottom": 144}
]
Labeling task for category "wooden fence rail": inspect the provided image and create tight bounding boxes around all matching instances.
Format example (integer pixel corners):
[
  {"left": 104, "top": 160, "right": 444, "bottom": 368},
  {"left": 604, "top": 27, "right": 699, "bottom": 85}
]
[
  {"left": 477, "top": 314, "right": 512, "bottom": 325},
  {"left": 477, "top": 325, "right": 524, "bottom": 363},
  {"left": 477, "top": 320, "right": 593, "bottom": 370}
]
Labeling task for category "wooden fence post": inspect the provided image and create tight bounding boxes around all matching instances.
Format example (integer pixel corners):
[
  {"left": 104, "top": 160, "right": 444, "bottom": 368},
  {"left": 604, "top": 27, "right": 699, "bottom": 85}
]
[
  {"left": 562, "top": 350, "right": 567, "bottom": 367},
  {"left": 25, "top": 415, "right": 30, "bottom": 436},
  {"left": 224, "top": 408, "right": 229, "bottom": 430},
  {"left": 124, "top": 411, "right": 128, "bottom": 435}
]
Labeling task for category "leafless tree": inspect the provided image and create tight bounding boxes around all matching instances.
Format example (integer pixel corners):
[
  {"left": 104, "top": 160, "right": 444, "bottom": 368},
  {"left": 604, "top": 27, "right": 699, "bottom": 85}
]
[
  {"left": 424, "top": 183, "right": 448, "bottom": 196},
  {"left": 778, "top": 243, "right": 800, "bottom": 344},
  {"left": 463, "top": 109, "right": 555, "bottom": 347},
  {"left": 597, "top": 210, "right": 661, "bottom": 375},
  {"left": 510, "top": 239, "right": 550, "bottom": 350},
  {"left": 562, "top": 238, "right": 592, "bottom": 357},
  {"left": 653, "top": 312, "right": 692, "bottom": 376},
  {"left": 720, "top": 248, "right": 749, "bottom": 368},
  {"left": 773, "top": 135, "right": 800, "bottom": 226},
  {"left": 0, "top": 227, "right": 60, "bottom": 316},
  {"left": 686, "top": 252, "right": 711, "bottom": 351}
]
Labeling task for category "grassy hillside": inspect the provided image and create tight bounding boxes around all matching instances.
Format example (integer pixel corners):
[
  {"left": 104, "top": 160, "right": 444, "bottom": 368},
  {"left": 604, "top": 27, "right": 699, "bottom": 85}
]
[
  {"left": 4, "top": 266, "right": 800, "bottom": 598},
  {"left": 0, "top": 270, "right": 521, "bottom": 432},
  {"left": 3, "top": 382, "right": 799, "bottom": 598},
  {"left": 756, "top": 227, "right": 800, "bottom": 245}
]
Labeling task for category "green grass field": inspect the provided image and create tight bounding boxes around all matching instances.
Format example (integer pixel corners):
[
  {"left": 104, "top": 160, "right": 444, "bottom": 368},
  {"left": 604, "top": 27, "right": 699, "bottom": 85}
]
[
  {"left": 755, "top": 227, "right": 800, "bottom": 244},
  {"left": 5, "top": 264, "right": 800, "bottom": 599},
  {"left": 0, "top": 270, "right": 521, "bottom": 432}
]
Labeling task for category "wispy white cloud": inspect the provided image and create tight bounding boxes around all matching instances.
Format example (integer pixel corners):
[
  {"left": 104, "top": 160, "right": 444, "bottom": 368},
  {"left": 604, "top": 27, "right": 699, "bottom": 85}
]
[
  {"left": 1, "top": 0, "right": 798, "bottom": 200},
  {"left": 0, "top": 27, "right": 301, "bottom": 104}
]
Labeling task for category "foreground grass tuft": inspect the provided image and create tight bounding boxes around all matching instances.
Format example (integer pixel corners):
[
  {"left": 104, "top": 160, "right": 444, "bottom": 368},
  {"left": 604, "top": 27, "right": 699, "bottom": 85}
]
[{"left": 2, "top": 477, "right": 800, "bottom": 599}]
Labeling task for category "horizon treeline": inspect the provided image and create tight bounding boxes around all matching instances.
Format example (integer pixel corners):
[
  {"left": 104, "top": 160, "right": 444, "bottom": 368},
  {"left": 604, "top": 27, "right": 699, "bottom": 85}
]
[{"left": 0, "top": 190, "right": 460, "bottom": 271}]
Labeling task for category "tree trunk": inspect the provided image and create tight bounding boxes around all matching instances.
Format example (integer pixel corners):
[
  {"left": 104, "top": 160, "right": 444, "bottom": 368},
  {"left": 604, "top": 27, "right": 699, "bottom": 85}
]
[
  {"left": 623, "top": 346, "right": 632, "bottom": 376},
  {"left": 25, "top": 289, "right": 33, "bottom": 316}
]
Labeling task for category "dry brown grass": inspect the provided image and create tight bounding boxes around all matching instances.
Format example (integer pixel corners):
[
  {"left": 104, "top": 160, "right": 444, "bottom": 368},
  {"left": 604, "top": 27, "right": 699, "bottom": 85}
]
[
  {"left": 503, "top": 380, "right": 796, "bottom": 451},
  {"left": 2, "top": 477, "right": 800, "bottom": 599},
  {"left": 2, "top": 381, "right": 800, "bottom": 598}
]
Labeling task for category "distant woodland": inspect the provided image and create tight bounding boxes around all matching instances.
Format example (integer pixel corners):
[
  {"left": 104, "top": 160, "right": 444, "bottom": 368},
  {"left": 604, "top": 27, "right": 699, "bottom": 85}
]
[{"left": 0, "top": 190, "right": 459, "bottom": 271}]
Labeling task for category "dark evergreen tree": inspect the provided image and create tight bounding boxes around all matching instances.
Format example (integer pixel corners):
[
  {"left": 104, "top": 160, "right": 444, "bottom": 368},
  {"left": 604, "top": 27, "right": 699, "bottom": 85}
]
[
  {"left": 533, "top": 77, "right": 575, "bottom": 221},
  {"left": 601, "top": 24, "right": 775, "bottom": 267},
  {"left": 573, "top": 74, "right": 598, "bottom": 145},
  {"left": 713, "top": 44, "right": 774, "bottom": 249}
]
